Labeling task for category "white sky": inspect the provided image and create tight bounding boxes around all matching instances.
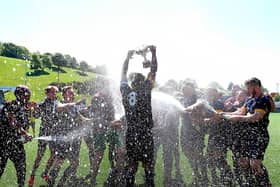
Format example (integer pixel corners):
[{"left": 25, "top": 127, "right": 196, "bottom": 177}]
[{"left": 1, "top": 0, "right": 280, "bottom": 92}]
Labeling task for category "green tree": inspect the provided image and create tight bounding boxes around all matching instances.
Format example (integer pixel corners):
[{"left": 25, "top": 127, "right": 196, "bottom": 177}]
[
  {"left": 52, "top": 53, "right": 67, "bottom": 67},
  {"left": 87, "top": 65, "right": 94, "bottom": 73},
  {"left": 31, "top": 53, "right": 42, "bottom": 70},
  {"left": 1, "top": 43, "right": 30, "bottom": 59},
  {"left": 70, "top": 57, "right": 79, "bottom": 69},
  {"left": 64, "top": 54, "right": 72, "bottom": 67},
  {"left": 0, "top": 42, "right": 3, "bottom": 55},
  {"left": 41, "top": 53, "right": 52, "bottom": 69},
  {"left": 52, "top": 53, "right": 67, "bottom": 83},
  {"left": 64, "top": 54, "right": 79, "bottom": 69},
  {"left": 1, "top": 43, "right": 18, "bottom": 58},
  {"left": 17, "top": 46, "right": 30, "bottom": 60},
  {"left": 80, "top": 60, "right": 89, "bottom": 73}
]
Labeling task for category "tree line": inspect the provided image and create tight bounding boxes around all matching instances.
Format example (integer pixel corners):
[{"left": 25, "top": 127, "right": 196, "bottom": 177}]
[{"left": 0, "top": 41, "right": 106, "bottom": 75}]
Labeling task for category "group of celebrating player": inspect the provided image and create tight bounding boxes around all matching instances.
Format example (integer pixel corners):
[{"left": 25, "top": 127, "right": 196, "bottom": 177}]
[{"left": 0, "top": 45, "right": 274, "bottom": 187}]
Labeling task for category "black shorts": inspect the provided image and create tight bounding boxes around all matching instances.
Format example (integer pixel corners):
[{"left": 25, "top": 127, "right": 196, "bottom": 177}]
[
  {"left": 247, "top": 126, "right": 269, "bottom": 160},
  {"left": 207, "top": 123, "right": 227, "bottom": 153},
  {"left": 230, "top": 123, "right": 247, "bottom": 157},
  {"left": 232, "top": 124, "right": 269, "bottom": 160},
  {"left": 181, "top": 124, "right": 206, "bottom": 153},
  {"left": 126, "top": 128, "right": 154, "bottom": 164},
  {"left": 0, "top": 137, "right": 26, "bottom": 169}
]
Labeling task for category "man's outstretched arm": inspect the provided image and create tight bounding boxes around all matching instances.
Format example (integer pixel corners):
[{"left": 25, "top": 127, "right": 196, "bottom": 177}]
[
  {"left": 121, "top": 50, "right": 134, "bottom": 83},
  {"left": 147, "top": 46, "right": 157, "bottom": 88}
]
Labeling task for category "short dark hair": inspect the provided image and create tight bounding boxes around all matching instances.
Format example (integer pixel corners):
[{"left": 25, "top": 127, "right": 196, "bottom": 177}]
[
  {"left": 128, "top": 72, "right": 145, "bottom": 82},
  {"left": 245, "top": 77, "right": 262, "bottom": 87},
  {"left": 62, "top": 86, "right": 73, "bottom": 95},
  {"left": 14, "top": 85, "right": 31, "bottom": 97},
  {"left": 182, "top": 82, "right": 195, "bottom": 89}
]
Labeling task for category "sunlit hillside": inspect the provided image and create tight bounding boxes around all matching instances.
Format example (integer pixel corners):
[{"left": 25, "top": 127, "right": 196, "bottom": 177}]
[{"left": 0, "top": 56, "right": 96, "bottom": 101}]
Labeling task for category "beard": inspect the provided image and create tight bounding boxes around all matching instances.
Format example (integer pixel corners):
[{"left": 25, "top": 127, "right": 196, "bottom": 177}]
[{"left": 252, "top": 89, "right": 257, "bottom": 97}]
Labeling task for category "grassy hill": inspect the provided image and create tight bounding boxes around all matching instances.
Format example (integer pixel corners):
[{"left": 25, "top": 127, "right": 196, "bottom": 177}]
[{"left": 0, "top": 55, "right": 96, "bottom": 101}]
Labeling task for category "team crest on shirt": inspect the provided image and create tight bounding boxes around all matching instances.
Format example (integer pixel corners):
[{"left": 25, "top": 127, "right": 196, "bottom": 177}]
[{"left": 128, "top": 91, "right": 137, "bottom": 106}]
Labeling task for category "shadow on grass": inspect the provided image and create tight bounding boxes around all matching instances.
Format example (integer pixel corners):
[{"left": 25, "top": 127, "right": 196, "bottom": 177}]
[
  {"left": 26, "top": 70, "right": 50, "bottom": 76},
  {"left": 76, "top": 71, "right": 88, "bottom": 76},
  {"left": 51, "top": 66, "right": 67, "bottom": 73}
]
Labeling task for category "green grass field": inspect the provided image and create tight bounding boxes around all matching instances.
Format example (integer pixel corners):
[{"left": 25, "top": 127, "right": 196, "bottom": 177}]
[
  {"left": 0, "top": 114, "right": 279, "bottom": 187},
  {"left": 0, "top": 56, "right": 279, "bottom": 186}
]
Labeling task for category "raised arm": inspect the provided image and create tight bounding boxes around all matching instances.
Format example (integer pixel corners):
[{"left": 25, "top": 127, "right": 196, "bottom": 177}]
[
  {"left": 121, "top": 50, "right": 135, "bottom": 83},
  {"left": 147, "top": 46, "right": 157, "bottom": 87}
]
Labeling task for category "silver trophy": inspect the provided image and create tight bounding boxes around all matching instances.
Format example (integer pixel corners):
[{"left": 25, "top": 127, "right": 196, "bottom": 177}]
[{"left": 134, "top": 45, "right": 153, "bottom": 68}]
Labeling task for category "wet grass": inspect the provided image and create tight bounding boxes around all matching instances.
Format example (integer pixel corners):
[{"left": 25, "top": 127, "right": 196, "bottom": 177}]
[
  {"left": 0, "top": 114, "right": 279, "bottom": 186},
  {"left": 265, "top": 113, "right": 280, "bottom": 185}
]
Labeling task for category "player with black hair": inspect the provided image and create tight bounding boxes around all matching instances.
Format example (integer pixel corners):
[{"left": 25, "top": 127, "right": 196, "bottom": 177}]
[
  {"left": 46, "top": 86, "right": 90, "bottom": 187},
  {"left": 180, "top": 82, "right": 209, "bottom": 186},
  {"left": 120, "top": 45, "right": 157, "bottom": 187},
  {"left": 222, "top": 77, "right": 273, "bottom": 186},
  {"left": 28, "top": 85, "right": 59, "bottom": 187},
  {"left": 0, "top": 85, "right": 34, "bottom": 187}
]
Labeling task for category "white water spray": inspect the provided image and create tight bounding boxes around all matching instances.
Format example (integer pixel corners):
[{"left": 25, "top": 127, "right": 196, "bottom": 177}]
[
  {"left": 34, "top": 120, "right": 94, "bottom": 142},
  {"left": 196, "top": 99, "right": 217, "bottom": 114},
  {"left": 34, "top": 136, "right": 54, "bottom": 141},
  {"left": 152, "top": 91, "right": 185, "bottom": 112}
]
